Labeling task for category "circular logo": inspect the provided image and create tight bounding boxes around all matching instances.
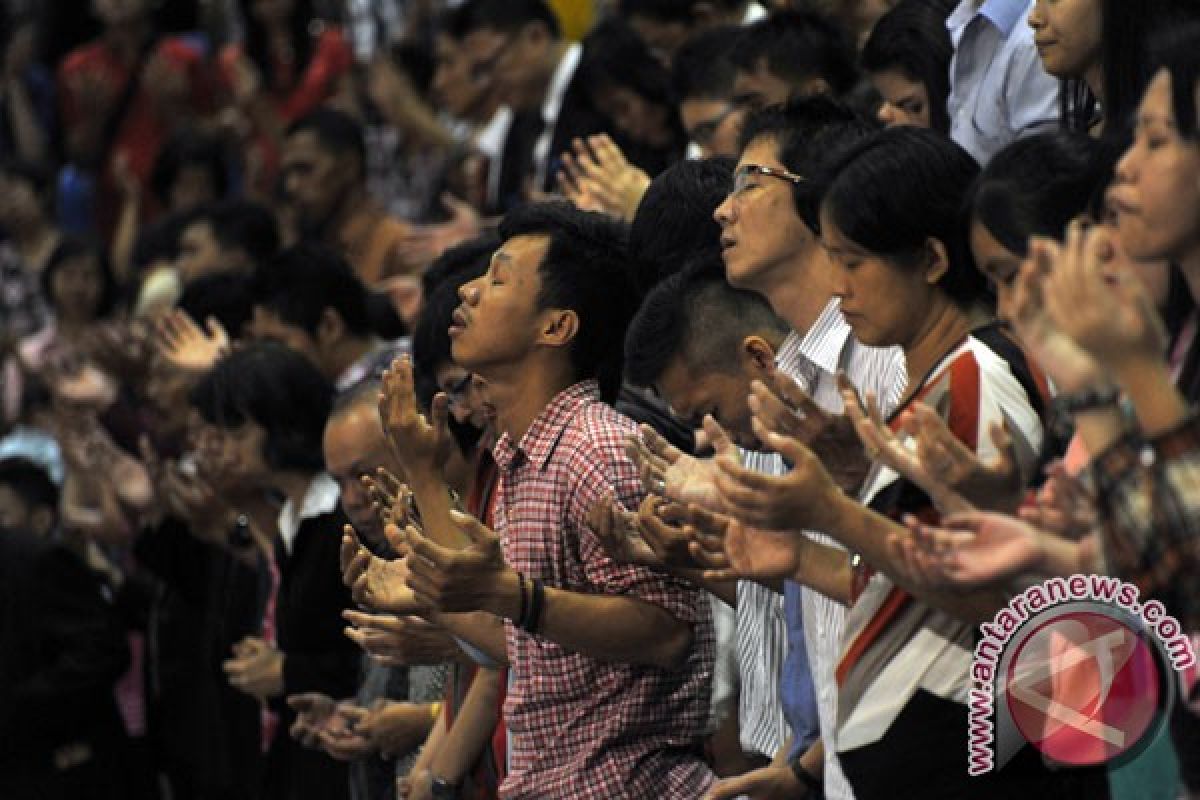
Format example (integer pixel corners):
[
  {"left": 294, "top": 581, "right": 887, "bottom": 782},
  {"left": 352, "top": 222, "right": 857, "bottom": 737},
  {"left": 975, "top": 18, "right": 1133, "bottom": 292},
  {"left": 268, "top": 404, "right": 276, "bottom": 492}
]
[{"left": 1004, "top": 610, "right": 1164, "bottom": 766}]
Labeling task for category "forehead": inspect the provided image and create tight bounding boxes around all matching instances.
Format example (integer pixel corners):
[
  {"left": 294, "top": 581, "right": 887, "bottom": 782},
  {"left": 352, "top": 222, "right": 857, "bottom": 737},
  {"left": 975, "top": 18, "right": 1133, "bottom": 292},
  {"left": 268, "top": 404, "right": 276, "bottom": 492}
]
[
  {"left": 324, "top": 407, "right": 385, "bottom": 458},
  {"left": 494, "top": 233, "right": 551, "bottom": 269},
  {"left": 283, "top": 131, "right": 332, "bottom": 161},
  {"left": 738, "top": 135, "right": 785, "bottom": 170}
]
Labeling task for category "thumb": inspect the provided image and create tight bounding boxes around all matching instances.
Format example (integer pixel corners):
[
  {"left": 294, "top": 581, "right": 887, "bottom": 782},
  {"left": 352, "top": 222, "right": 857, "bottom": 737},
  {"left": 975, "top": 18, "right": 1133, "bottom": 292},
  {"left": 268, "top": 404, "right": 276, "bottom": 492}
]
[
  {"left": 702, "top": 415, "right": 734, "bottom": 457},
  {"left": 449, "top": 509, "right": 498, "bottom": 549},
  {"left": 430, "top": 392, "right": 449, "bottom": 436},
  {"left": 988, "top": 420, "right": 1016, "bottom": 473},
  {"left": 383, "top": 522, "right": 407, "bottom": 555}
]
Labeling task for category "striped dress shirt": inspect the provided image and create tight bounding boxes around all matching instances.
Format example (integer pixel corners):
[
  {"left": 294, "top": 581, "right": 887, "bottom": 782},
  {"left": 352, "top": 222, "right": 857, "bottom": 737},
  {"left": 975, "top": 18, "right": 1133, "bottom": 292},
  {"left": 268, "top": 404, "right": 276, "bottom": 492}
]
[{"left": 775, "top": 299, "right": 907, "bottom": 800}]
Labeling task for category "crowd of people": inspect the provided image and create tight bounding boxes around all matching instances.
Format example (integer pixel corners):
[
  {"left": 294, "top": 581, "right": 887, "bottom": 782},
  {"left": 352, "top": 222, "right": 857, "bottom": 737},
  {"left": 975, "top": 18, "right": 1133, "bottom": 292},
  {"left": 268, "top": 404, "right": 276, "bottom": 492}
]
[{"left": 1, "top": 0, "right": 1199, "bottom": 798}]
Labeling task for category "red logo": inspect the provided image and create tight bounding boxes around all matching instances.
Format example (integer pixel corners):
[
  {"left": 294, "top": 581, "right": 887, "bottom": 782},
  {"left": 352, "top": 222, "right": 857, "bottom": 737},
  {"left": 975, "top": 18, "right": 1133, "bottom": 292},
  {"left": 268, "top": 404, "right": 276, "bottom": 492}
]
[{"left": 1005, "top": 611, "right": 1162, "bottom": 766}]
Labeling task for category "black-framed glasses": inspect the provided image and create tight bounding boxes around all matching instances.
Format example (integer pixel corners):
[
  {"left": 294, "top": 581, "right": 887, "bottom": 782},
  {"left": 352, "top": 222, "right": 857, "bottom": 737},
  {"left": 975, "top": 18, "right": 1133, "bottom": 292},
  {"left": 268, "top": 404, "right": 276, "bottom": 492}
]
[
  {"left": 688, "top": 105, "right": 737, "bottom": 148},
  {"left": 732, "top": 163, "right": 806, "bottom": 195}
]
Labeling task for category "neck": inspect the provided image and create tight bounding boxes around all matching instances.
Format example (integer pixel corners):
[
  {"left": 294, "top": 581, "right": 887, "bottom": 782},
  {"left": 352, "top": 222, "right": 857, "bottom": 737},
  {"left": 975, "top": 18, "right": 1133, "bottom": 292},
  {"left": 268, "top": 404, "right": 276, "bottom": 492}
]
[
  {"left": 1083, "top": 61, "right": 1105, "bottom": 109},
  {"left": 272, "top": 470, "right": 315, "bottom": 511},
  {"left": 1180, "top": 246, "right": 1200, "bottom": 305},
  {"left": 327, "top": 336, "right": 373, "bottom": 381},
  {"left": 900, "top": 294, "right": 972, "bottom": 401},
  {"left": 528, "top": 41, "right": 570, "bottom": 109},
  {"left": 325, "top": 185, "right": 370, "bottom": 239},
  {"left": 482, "top": 355, "right": 576, "bottom": 443},
  {"left": 763, "top": 258, "right": 832, "bottom": 337}
]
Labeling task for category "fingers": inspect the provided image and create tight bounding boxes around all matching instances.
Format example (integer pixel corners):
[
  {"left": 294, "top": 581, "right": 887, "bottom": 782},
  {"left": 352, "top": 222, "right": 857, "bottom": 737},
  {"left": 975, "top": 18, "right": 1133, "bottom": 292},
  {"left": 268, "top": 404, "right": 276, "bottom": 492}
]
[
  {"left": 448, "top": 509, "right": 500, "bottom": 549},
  {"left": 700, "top": 415, "right": 735, "bottom": 458},
  {"left": 639, "top": 423, "right": 681, "bottom": 465},
  {"left": 430, "top": 392, "right": 449, "bottom": 441}
]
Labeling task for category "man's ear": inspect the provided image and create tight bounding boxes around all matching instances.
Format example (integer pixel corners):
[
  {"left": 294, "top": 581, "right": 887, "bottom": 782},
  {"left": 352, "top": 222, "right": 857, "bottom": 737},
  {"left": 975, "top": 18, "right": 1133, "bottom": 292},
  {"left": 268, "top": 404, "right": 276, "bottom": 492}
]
[
  {"left": 316, "top": 307, "right": 347, "bottom": 347},
  {"left": 30, "top": 507, "right": 55, "bottom": 538},
  {"left": 924, "top": 237, "right": 950, "bottom": 286},
  {"left": 538, "top": 309, "right": 579, "bottom": 349},
  {"left": 739, "top": 335, "right": 777, "bottom": 376}
]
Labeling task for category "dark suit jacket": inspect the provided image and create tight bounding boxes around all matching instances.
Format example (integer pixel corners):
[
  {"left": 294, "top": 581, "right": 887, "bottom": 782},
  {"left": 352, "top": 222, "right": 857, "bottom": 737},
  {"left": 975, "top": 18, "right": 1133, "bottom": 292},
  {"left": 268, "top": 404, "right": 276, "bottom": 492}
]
[{"left": 0, "top": 531, "right": 130, "bottom": 786}]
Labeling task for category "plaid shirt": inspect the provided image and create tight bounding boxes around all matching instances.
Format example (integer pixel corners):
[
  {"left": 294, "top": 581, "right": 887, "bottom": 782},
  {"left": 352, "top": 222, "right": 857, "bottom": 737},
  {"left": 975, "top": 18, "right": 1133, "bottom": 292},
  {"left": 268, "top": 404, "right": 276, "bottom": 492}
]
[
  {"left": 492, "top": 381, "right": 715, "bottom": 799},
  {"left": 1093, "top": 411, "right": 1200, "bottom": 633}
]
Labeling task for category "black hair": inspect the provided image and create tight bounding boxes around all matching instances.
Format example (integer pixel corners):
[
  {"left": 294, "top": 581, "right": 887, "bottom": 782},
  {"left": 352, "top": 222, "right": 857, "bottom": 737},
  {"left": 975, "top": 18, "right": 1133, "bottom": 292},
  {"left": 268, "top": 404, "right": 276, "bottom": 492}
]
[
  {"left": 254, "top": 244, "right": 372, "bottom": 338},
  {"left": 967, "top": 132, "right": 1112, "bottom": 258},
  {"left": 191, "top": 200, "right": 281, "bottom": 268},
  {"left": 618, "top": 0, "right": 696, "bottom": 23},
  {"left": 238, "top": 0, "right": 316, "bottom": 94},
  {"left": 498, "top": 202, "right": 636, "bottom": 404},
  {"left": 1062, "top": 1, "right": 1198, "bottom": 135},
  {"left": 819, "top": 127, "right": 985, "bottom": 308},
  {"left": 150, "top": 130, "right": 229, "bottom": 208},
  {"left": 738, "top": 95, "right": 879, "bottom": 227},
  {"left": 452, "top": 0, "right": 561, "bottom": 38},
  {"left": 189, "top": 341, "right": 333, "bottom": 473},
  {"left": 286, "top": 109, "right": 368, "bottom": 179},
  {"left": 1150, "top": 21, "right": 1200, "bottom": 141},
  {"left": 578, "top": 17, "right": 684, "bottom": 140},
  {"left": 625, "top": 257, "right": 788, "bottom": 387},
  {"left": 178, "top": 271, "right": 256, "bottom": 338},
  {"left": 672, "top": 25, "right": 740, "bottom": 101},
  {"left": 729, "top": 10, "right": 858, "bottom": 97},
  {"left": 628, "top": 156, "right": 733, "bottom": 295},
  {"left": 860, "top": 0, "right": 954, "bottom": 134},
  {"left": 40, "top": 236, "right": 118, "bottom": 319},
  {"left": 421, "top": 232, "right": 502, "bottom": 300},
  {"left": 0, "top": 456, "right": 58, "bottom": 513}
]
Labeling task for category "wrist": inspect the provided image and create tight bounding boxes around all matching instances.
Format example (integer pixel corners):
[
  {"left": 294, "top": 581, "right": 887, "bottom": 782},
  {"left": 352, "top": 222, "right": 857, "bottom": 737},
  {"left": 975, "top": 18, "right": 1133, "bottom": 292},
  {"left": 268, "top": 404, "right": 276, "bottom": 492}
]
[
  {"left": 488, "top": 568, "right": 523, "bottom": 620},
  {"left": 809, "top": 487, "right": 850, "bottom": 534}
]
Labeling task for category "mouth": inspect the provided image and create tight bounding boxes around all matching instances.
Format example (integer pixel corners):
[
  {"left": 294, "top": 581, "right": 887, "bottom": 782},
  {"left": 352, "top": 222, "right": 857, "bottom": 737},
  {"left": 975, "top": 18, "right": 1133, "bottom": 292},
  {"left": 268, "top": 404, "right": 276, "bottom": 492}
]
[
  {"left": 449, "top": 307, "right": 469, "bottom": 336},
  {"left": 1106, "top": 192, "right": 1139, "bottom": 217},
  {"left": 720, "top": 236, "right": 737, "bottom": 252}
]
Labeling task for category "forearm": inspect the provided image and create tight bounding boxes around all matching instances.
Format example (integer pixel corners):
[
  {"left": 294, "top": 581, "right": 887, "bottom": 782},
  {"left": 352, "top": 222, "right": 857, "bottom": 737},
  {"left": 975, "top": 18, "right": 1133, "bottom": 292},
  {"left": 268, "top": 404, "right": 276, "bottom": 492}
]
[
  {"left": 791, "top": 539, "right": 853, "bottom": 606},
  {"left": 378, "top": 96, "right": 454, "bottom": 151},
  {"left": 409, "top": 710, "right": 447, "bottom": 775},
  {"left": 428, "top": 611, "right": 508, "bottom": 666},
  {"left": 486, "top": 574, "right": 695, "bottom": 669},
  {"left": 668, "top": 566, "right": 739, "bottom": 606},
  {"left": 410, "top": 471, "right": 471, "bottom": 549},
  {"left": 427, "top": 668, "right": 501, "bottom": 782},
  {"left": 6, "top": 80, "right": 47, "bottom": 162},
  {"left": 1112, "top": 358, "right": 1189, "bottom": 438},
  {"left": 110, "top": 196, "right": 140, "bottom": 285},
  {"left": 811, "top": 493, "right": 1007, "bottom": 623}
]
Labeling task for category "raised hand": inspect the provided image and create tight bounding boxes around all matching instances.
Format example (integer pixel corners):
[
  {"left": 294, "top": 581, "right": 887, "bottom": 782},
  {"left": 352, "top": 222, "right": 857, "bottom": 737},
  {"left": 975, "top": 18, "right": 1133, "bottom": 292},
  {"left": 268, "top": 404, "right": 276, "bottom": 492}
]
[
  {"left": 355, "top": 701, "right": 434, "bottom": 760},
  {"left": 404, "top": 511, "right": 510, "bottom": 614},
  {"left": 910, "top": 404, "right": 1024, "bottom": 513},
  {"left": 288, "top": 692, "right": 338, "bottom": 748},
  {"left": 379, "top": 356, "right": 453, "bottom": 475},
  {"left": 314, "top": 703, "right": 375, "bottom": 761},
  {"left": 625, "top": 423, "right": 725, "bottom": 510},
  {"left": 156, "top": 309, "right": 230, "bottom": 374},
  {"left": 223, "top": 636, "right": 284, "bottom": 701},
  {"left": 362, "top": 467, "right": 417, "bottom": 528},
  {"left": 342, "top": 610, "right": 460, "bottom": 666},
  {"left": 1042, "top": 221, "right": 1168, "bottom": 373},
  {"left": 562, "top": 135, "right": 650, "bottom": 222},
  {"left": 713, "top": 422, "right": 840, "bottom": 534},
  {"left": 1018, "top": 461, "right": 1097, "bottom": 540},
  {"left": 636, "top": 495, "right": 704, "bottom": 568},
  {"left": 750, "top": 370, "right": 869, "bottom": 491},
  {"left": 839, "top": 376, "right": 974, "bottom": 515},
  {"left": 681, "top": 503, "right": 807, "bottom": 584},
  {"left": 901, "top": 511, "right": 1053, "bottom": 588},
  {"left": 587, "top": 491, "right": 661, "bottom": 566},
  {"left": 341, "top": 525, "right": 425, "bottom": 614},
  {"left": 394, "top": 193, "right": 482, "bottom": 269}
]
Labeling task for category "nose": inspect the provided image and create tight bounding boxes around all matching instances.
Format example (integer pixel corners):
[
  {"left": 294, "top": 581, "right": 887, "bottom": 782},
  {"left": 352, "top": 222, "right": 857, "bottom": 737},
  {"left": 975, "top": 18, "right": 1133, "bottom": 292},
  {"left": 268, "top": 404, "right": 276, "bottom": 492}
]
[
  {"left": 877, "top": 102, "right": 896, "bottom": 126},
  {"left": 714, "top": 193, "right": 735, "bottom": 226},
  {"left": 1114, "top": 142, "right": 1138, "bottom": 186}
]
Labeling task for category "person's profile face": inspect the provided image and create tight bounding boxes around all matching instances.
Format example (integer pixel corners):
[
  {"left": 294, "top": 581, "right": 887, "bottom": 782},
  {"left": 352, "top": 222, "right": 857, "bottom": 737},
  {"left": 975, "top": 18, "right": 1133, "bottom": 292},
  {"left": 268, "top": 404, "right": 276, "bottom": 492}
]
[
  {"left": 433, "top": 34, "right": 488, "bottom": 119},
  {"left": 680, "top": 99, "right": 743, "bottom": 158},
  {"left": 449, "top": 235, "right": 549, "bottom": 379},
  {"left": 176, "top": 221, "right": 226, "bottom": 282},
  {"left": 592, "top": 84, "right": 674, "bottom": 148},
  {"left": 282, "top": 131, "right": 352, "bottom": 230},
  {"left": 1027, "top": 0, "right": 1102, "bottom": 81},
  {"left": 50, "top": 255, "right": 104, "bottom": 323},
  {"left": 248, "top": 307, "right": 322, "bottom": 370},
  {"left": 323, "top": 409, "right": 394, "bottom": 545},
  {"left": 656, "top": 358, "right": 760, "bottom": 449},
  {"left": 870, "top": 69, "right": 932, "bottom": 130}
]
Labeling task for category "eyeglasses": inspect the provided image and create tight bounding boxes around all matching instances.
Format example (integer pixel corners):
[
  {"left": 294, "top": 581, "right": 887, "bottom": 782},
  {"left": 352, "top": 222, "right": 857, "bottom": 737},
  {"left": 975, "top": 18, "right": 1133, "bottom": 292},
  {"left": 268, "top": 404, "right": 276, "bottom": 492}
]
[
  {"left": 732, "top": 164, "right": 806, "bottom": 195},
  {"left": 469, "top": 36, "right": 514, "bottom": 84}
]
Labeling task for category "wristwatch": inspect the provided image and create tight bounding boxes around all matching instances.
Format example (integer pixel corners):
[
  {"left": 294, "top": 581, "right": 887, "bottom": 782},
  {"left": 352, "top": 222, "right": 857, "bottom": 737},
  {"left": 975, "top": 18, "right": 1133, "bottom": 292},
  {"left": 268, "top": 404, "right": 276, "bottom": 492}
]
[{"left": 430, "top": 776, "right": 459, "bottom": 799}]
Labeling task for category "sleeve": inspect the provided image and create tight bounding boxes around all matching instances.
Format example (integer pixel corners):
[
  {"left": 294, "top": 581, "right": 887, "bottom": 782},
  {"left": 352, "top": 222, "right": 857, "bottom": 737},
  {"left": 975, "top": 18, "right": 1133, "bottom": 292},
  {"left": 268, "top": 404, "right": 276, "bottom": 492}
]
[
  {"left": 565, "top": 421, "right": 707, "bottom": 624},
  {"left": 278, "top": 28, "right": 353, "bottom": 123},
  {"left": 4, "top": 548, "right": 130, "bottom": 737},
  {"left": 1093, "top": 413, "right": 1200, "bottom": 629}
]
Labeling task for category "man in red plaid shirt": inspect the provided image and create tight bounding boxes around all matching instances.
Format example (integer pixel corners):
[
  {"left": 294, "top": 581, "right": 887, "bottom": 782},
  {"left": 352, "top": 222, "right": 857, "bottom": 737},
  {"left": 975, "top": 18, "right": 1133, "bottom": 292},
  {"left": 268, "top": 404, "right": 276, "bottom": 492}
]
[{"left": 405, "top": 203, "right": 716, "bottom": 798}]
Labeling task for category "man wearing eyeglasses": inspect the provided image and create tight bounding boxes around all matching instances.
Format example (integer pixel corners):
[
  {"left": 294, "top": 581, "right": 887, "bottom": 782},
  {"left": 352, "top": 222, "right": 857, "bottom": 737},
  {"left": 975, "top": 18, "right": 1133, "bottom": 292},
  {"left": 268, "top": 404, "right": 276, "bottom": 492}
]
[{"left": 707, "top": 98, "right": 906, "bottom": 800}]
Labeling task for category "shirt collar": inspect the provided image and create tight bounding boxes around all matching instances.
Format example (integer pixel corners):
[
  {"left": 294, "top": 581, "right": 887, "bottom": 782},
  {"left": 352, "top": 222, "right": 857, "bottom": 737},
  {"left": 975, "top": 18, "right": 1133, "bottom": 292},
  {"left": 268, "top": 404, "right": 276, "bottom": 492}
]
[
  {"left": 948, "top": 0, "right": 1028, "bottom": 36},
  {"left": 542, "top": 42, "right": 582, "bottom": 128},
  {"left": 277, "top": 472, "right": 341, "bottom": 551},
  {"left": 492, "top": 380, "right": 600, "bottom": 473},
  {"left": 776, "top": 297, "right": 852, "bottom": 377}
]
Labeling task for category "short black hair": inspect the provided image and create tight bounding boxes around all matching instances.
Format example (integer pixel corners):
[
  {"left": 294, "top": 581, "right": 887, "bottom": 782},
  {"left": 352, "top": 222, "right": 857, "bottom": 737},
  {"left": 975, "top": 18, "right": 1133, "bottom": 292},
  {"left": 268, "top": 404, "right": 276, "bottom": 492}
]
[
  {"left": 190, "top": 200, "right": 281, "bottom": 268},
  {"left": 860, "top": 0, "right": 955, "bottom": 134},
  {"left": 819, "top": 127, "right": 985, "bottom": 308},
  {"left": 0, "top": 457, "right": 58, "bottom": 513},
  {"left": 178, "top": 271, "right": 256, "bottom": 339},
  {"left": 628, "top": 156, "right": 733, "bottom": 295},
  {"left": 421, "top": 232, "right": 502, "bottom": 300},
  {"left": 286, "top": 109, "right": 368, "bottom": 179},
  {"left": 254, "top": 244, "right": 372, "bottom": 338},
  {"left": 498, "top": 202, "right": 636, "bottom": 404},
  {"left": 578, "top": 17, "right": 681, "bottom": 122},
  {"left": 625, "top": 257, "right": 788, "bottom": 387},
  {"left": 738, "top": 95, "right": 879, "bottom": 227},
  {"left": 40, "top": 236, "right": 118, "bottom": 319},
  {"left": 1151, "top": 20, "right": 1200, "bottom": 141},
  {"left": 189, "top": 341, "right": 333, "bottom": 473},
  {"left": 150, "top": 130, "right": 229, "bottom": 207},
  {"left": 453, "top": 0, "right": 560, "bottom": 38},
  {"left": 968, "top": 132, "right": 1112, "bottom": 258},
  {"left": 730, "top": 10, "right": 858, "bottom": 96},
  {"left": 672, "top": 25, "right": 740, "bottom": 101},
  {"left": 618, "top": 0, "right": 697, "bottom": 23}
]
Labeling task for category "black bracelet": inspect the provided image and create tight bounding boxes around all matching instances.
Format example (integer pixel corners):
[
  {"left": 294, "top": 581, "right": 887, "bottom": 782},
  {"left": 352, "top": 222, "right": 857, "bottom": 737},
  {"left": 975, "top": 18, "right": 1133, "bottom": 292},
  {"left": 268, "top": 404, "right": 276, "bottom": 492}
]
[
  {"left": 523, "top": 578, "right": 545, "bottom": 634},
  {"left": 1053, "top": 385, "right": 1120, "bottom": 415},
  {"left": 790, "top": 756, "right": 823, "bottom": 792},
  {"left": 516, "top": 572, "right": 529, "bottom": 628}
]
